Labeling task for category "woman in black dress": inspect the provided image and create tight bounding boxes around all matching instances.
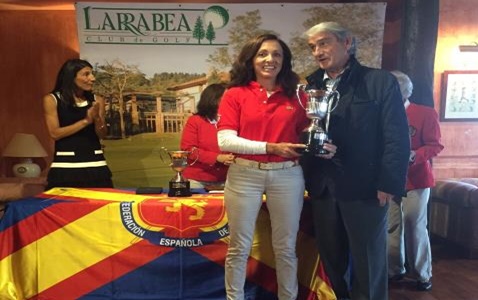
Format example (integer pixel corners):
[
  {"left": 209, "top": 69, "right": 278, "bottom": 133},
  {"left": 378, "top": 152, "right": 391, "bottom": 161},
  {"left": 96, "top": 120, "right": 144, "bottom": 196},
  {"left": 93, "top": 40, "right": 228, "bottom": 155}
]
[{"left": 43, "top": 59, "right": 113, "bottom": 189}]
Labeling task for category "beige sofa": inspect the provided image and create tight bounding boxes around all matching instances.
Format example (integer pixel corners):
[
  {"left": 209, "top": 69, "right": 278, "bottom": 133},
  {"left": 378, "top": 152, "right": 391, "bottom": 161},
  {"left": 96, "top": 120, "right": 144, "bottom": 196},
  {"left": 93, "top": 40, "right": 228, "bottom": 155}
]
[{"left": 429, "top": 178, "right": 478, "bottom": 258}]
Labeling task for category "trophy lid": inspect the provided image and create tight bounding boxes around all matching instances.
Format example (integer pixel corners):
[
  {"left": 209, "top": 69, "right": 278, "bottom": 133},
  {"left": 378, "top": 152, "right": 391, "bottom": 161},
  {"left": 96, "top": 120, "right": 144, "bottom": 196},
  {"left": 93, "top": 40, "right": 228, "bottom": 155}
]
[
  {"left": 306, "top": 89, "right": 326, "bottom": 97},
  {"left": 168, "top": 150, "right": 190, "bottom": 159}
]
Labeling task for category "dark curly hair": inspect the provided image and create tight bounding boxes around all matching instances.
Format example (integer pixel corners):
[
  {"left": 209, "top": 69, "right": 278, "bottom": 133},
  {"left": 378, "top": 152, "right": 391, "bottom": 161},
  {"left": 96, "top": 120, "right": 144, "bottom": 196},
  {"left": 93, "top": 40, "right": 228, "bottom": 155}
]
[{"left": 228, "top": 34, "right": 299, "bottom": 98}]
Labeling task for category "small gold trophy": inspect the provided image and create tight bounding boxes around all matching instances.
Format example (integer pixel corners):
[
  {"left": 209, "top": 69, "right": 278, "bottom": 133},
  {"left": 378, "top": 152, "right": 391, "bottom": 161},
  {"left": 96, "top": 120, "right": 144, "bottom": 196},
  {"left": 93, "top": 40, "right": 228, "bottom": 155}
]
[{"left": 161, "top": 148, "right": 197, "bottom": 197}]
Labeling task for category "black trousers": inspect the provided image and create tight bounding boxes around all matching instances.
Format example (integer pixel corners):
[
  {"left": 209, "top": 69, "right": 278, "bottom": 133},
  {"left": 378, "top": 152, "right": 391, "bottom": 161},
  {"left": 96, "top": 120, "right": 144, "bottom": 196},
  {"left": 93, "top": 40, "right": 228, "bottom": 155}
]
[{"left": 310, "top": 191, "right": 389, "bottom": 300}]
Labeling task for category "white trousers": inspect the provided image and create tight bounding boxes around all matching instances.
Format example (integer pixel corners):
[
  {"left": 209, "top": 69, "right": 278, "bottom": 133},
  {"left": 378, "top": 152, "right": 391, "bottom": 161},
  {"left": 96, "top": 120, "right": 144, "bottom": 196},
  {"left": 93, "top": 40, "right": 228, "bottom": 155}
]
[
  {"left": 224, "top": 163, "right": 305, "bottom": 300},
  {"left": 388, "top": 188, "right": 432, "bottom": 281}
]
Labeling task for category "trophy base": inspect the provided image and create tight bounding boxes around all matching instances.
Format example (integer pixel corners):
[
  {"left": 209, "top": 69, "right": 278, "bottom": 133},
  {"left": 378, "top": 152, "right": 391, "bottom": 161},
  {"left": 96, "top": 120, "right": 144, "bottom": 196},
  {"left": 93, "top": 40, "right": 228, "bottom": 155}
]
[
  {"left": 300, "top": 131, "right": 330, "bottom": 155},
  {"left": 306, "top": 148, "right": 329, "bottom": 155},
  {"left": 168, "top": 181, "right": 192, "bottom": 197}
]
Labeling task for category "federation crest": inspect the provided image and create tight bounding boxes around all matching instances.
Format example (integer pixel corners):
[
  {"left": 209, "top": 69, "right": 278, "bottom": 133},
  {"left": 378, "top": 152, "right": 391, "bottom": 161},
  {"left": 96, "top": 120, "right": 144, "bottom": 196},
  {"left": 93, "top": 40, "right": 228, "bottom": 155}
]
[{"left": 120, "top": 195, "right": 229, "bottom": 247}]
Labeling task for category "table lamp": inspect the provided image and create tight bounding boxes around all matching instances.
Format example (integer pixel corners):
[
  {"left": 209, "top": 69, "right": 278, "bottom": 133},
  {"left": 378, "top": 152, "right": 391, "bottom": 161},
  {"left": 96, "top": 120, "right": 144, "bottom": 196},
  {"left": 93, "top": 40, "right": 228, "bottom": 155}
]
[{"left": 2, "top": 133, "right": 48, "bottom": 178}]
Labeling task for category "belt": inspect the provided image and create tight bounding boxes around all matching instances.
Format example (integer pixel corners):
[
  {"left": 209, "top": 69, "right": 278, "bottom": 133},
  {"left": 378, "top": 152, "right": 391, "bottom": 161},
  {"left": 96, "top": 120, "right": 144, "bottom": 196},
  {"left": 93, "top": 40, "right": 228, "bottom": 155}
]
[{"left": 233, "top": 157, "right": 299, "bottom": 170}]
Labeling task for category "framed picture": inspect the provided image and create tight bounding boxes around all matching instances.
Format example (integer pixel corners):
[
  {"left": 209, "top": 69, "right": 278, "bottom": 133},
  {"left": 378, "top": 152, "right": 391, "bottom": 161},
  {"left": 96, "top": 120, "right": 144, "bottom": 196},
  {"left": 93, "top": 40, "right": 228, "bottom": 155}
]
[{"left": 440, "top": 70, "right": 478, "bottom": 121}]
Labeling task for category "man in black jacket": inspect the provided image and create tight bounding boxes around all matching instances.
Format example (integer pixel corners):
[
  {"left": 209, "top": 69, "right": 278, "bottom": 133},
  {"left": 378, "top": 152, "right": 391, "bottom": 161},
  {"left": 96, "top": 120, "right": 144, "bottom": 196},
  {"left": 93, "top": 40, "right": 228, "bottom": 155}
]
[{"left": 301, "top": 22, "right": 410, "bottom": 300}]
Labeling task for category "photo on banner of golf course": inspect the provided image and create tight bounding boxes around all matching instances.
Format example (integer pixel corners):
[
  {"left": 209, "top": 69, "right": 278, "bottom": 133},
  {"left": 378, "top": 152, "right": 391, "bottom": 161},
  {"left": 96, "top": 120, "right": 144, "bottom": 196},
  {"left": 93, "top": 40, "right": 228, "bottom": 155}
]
[{"left": 77, "top": 2, "right": 387, "bottom": 188}]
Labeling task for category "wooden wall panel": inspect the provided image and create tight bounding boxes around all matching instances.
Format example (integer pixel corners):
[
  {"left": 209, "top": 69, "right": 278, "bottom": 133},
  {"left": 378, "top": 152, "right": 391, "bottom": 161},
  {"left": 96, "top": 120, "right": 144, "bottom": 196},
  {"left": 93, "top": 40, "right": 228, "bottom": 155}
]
[
  {"left": 432, "top": 0, "right": 478, "bottom": 179},
  {"left": 0, "top": 10, "right": 79, "bottom": 176}
]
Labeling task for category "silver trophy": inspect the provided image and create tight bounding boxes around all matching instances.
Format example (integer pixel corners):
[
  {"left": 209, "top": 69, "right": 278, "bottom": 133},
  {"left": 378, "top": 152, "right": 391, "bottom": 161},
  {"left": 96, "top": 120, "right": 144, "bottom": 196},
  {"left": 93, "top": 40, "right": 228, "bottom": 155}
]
[
  {"left": 296, "top": 84, "right": 337, "bottom": 155},
  {"left": 160, "top": 148, "right": 198, "bottom": 197}
]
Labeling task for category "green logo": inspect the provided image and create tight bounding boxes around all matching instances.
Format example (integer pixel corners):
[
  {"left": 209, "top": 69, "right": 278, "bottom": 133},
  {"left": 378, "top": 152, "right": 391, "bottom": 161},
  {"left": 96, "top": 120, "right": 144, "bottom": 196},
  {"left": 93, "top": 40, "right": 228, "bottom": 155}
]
[
  {"left": 81, "top": 5, "right": 230, "bottom": 46},
  {"left": 203, "top": 6, "right": 229, "bottom": 29}
]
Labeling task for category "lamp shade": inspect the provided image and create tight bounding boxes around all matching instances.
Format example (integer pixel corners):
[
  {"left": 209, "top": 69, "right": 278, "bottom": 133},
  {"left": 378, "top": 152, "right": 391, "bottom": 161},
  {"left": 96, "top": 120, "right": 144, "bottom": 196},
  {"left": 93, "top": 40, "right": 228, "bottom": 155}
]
[
  {"left": 3, "top": 133, "right": 47, "bottom": 158},
  {"left": 2, "top": 133, "right": 47, "bottom": 178}
]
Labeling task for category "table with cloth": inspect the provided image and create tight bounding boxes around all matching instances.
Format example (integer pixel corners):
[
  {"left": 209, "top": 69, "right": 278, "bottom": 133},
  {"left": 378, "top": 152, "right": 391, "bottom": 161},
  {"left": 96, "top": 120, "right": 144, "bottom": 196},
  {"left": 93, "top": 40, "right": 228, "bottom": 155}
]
[{"left": 0, "top": 187, "right": 335, "bottom": 300}]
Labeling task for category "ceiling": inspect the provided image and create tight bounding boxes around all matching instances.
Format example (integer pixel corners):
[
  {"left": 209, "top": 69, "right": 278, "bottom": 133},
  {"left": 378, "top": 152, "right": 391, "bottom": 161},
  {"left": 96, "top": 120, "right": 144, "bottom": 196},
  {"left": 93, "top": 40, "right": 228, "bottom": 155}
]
[
  {"left": 0, "top": 0, "right": 85, "bottom": 10},
  {"left": 0, "top": 0, "right": 227, "bottom": 10},
  {"left": 0, "top": 0, "right": 266, "bottom": 10},
  {"left": 0, "top": 3, "right": 71, "bottom": 10}
]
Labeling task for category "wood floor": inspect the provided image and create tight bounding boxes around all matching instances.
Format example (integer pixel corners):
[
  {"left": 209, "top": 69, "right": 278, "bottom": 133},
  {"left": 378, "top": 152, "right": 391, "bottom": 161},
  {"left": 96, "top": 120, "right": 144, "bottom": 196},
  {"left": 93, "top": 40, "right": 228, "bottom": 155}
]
[{"left": 389, "top": 240, "right": 478, "bottom": 300}]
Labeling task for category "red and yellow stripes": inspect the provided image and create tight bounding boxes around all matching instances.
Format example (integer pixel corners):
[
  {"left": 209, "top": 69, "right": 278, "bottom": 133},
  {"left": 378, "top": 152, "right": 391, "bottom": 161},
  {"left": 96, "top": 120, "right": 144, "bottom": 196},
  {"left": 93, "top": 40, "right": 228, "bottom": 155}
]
[{"left": 0, "top": 188, "right": 334, "bottom": 300}]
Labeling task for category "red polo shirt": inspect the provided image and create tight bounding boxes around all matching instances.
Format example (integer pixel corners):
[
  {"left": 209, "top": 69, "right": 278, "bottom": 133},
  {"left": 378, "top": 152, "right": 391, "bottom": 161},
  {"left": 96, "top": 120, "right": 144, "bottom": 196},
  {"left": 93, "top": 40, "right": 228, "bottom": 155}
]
[
  {"left": 218, "top": 81, "right": 309, "bottom": 163},
  {"left": 180, "top": 114, "right": 229, "bottom": 182}
]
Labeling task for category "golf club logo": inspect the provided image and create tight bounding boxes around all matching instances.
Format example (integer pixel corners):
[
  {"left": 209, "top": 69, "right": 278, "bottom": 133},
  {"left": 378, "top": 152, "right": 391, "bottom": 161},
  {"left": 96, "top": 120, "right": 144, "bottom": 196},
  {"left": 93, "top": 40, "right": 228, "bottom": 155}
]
[{"left": 80, "top": 5, "right": 230, "bottom": 45}]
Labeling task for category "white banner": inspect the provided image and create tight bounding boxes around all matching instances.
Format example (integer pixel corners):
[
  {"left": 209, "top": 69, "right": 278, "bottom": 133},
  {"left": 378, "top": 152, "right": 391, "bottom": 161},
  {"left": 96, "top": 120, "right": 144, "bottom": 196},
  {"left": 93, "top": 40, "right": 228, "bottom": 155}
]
[
  {"left": 76, "top": 2, "right": 386, "bottom": 77},
  {"left": 75, "top": 2, "right": 386, "bottom": 187}
]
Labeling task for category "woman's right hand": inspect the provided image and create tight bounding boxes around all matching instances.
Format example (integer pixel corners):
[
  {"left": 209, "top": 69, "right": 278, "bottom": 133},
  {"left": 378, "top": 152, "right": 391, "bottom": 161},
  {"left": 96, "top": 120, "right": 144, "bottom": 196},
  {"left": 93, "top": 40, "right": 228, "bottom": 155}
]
[
  {"left": 266, "top": 143, "right": 306, "bottom": 158},
  {"left": 85, "top": 102, "right": 100, "bottom": 123}
]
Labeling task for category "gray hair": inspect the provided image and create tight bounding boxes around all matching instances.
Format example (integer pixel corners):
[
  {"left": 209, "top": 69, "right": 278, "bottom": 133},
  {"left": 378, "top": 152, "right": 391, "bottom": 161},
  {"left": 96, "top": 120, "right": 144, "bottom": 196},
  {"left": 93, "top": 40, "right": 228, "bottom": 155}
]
[
  {"left": 390, "top": 70, "right": 413, "bottom": 99},
  {"left": 304, "top": 21, "right": 356, "bottom": 55}
]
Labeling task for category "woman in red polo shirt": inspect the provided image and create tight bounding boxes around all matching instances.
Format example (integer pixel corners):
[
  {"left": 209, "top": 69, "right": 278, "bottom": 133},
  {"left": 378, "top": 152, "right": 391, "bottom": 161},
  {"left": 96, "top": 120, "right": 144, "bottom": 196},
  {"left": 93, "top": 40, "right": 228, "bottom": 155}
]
[
  {"left": 217, "top": 34, "right": 336, "bottom": 300},
  {"left": 180, "top": 83, "right": 235, "bottom": 189}
]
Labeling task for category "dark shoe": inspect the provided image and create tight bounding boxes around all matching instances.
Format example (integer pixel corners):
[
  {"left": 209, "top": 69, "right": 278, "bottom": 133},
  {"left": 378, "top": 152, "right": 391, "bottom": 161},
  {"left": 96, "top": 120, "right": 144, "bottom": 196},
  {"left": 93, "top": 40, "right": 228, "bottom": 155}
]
[
  {"left": 416, "top": 280, "right": 432, "bottom": 291},
  {"left": 388, "top": 273, "right": 405, "bottom": 282}
]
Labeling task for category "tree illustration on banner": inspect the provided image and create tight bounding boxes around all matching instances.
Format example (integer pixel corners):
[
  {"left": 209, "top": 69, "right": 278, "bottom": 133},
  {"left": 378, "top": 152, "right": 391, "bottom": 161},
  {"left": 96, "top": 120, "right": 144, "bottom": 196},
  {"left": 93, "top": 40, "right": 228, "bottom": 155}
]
[
  {"left": 205, "top": 22, "right": 216, "bottom": 44},
  {"left": 193, "top": 17, "right": 206, "bottom": 44}
]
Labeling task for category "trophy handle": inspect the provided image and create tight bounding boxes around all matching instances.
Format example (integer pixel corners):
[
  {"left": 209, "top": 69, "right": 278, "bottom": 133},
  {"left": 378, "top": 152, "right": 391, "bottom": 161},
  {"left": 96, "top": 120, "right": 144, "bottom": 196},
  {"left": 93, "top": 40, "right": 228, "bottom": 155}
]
[
  {"left": 296, "top": 84, "right": 307, "bottom": 111},
  {"left": 158, "top": 147, "right": 169, "bottom": 163},
  {"left": 324, "top": 89, "right": 340, "bottom": 133},
  {"left": 326, "top": 90, "right": 340, "bottom": 110},
  {"left": 188, "top": 147, "right": 199, "bottom": 166}
]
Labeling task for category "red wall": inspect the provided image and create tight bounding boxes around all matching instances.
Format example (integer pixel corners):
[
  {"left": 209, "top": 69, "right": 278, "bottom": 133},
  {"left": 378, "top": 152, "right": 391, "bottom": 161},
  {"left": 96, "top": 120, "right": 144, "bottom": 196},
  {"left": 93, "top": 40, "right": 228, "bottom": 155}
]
[{"left": 0, "top": 10, "right": 79, "bottom": 176}]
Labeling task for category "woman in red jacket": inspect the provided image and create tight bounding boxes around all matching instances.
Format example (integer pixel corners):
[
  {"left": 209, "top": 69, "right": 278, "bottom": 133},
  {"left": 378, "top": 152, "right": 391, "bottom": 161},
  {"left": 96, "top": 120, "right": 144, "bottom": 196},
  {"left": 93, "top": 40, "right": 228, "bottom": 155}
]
[
  {"left": 388, "top": 70, "right": 444, "bottom": 292},
  {"left": 180, "top": 83, "right": 235, "bottom": 189}
]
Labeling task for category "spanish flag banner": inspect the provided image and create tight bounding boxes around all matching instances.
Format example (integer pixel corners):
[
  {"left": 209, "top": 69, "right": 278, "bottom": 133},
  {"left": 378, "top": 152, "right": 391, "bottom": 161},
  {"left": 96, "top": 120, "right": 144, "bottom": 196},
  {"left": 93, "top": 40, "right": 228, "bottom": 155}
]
[{"left": 0, "top": 188, "right": 335, "bottom": 300}]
